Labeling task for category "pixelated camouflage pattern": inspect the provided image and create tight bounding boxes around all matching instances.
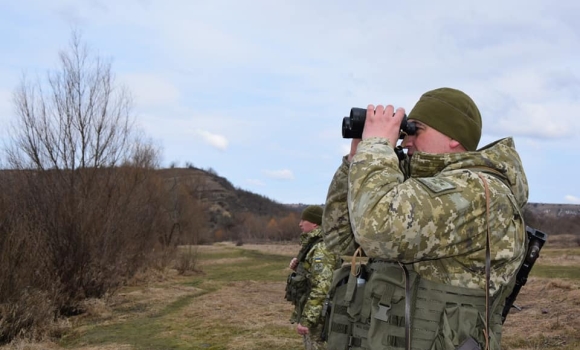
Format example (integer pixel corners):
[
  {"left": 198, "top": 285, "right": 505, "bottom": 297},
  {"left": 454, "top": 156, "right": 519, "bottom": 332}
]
[
  {"left": 291, "top": 227, "right": 341, "bottom": 330},
  {"left": 302, "top": 323, "right": 326, "bottom": 350},
  {"left": 322, "top": 137, "right": 528, "bottom": 295}
]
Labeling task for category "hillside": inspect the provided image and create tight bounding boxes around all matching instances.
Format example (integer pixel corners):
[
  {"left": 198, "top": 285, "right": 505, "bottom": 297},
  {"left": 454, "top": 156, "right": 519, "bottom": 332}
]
[
  {"left": 157, "top": 167, "right": 304, "bottom": 215},
  {"left": 158, "top": 166, "right": 579, "bottom": 242},
  {"left": 156, "top": 167, "right": 304, "bottom": 238},
  {"left": 523, "top": 202, "right": 580, "bottom": 241}
]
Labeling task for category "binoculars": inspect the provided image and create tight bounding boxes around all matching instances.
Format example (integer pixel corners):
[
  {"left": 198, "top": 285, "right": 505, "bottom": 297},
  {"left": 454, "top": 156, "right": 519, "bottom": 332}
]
[{"left": 342, "top": 107, "right": 417, "bottom": 139}]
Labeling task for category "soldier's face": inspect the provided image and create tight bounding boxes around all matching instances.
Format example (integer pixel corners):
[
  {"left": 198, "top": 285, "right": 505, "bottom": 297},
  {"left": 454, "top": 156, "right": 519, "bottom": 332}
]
[
  {"left": 299, "top": 220, "right": 317, "bottom": 233},
  {"left": 402, "top": 120, "right": 456, "bottom": 156}
]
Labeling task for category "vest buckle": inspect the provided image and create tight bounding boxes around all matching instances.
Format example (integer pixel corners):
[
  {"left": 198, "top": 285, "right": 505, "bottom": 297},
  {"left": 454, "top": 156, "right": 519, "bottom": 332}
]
[{"left": 374, "top": 303, "right": 391, "bottom": 322}]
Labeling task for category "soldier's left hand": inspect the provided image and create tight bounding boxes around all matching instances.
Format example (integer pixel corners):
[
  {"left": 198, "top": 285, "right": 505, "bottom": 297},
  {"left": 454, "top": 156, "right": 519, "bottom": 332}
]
[
  {"left": 362, "top": 105, "right": 405, "bottom": 146},
  {"left": 289, "top": 257, "right": 298, "bottom": 270}
]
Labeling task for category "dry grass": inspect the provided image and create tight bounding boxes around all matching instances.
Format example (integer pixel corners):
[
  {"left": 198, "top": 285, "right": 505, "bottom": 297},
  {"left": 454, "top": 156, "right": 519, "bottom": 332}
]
[
  {"left": 236, "top": 243, "right": 299, "bottom": 257},
  {"left": 172, "top": 280, "right": 297, "bottom": 350},
  {"left": 1, "top": 242, "right": 578, "bottom": 350},
  {"left": 501, "top": 245, "right": 580, "bottom": 350},
  {"left": 544, "top": 234, "right": 580, "bottom": 249},
  {"left": 198, "top": 241, "right": 300, "bottom": 257}
]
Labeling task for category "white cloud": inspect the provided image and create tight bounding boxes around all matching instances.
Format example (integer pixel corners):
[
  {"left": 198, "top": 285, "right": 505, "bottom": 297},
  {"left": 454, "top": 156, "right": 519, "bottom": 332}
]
[
  {"left": 120, "top": 73, "right": 180, "bottom": 107},
  {"left": 246, "top": 179, "right": 265, "bottom": 186},
  {"left": 263, "top": 169, "right": 295, "bottom": 181},
  {"left": 474, "top": 68, "right": 580, "bottom": 139},
  {"left": 564, "top": 195, "right": 580, "bottom": 204},
  {"left": 196, "top": 130, "right": 228, "bottom": 151}
]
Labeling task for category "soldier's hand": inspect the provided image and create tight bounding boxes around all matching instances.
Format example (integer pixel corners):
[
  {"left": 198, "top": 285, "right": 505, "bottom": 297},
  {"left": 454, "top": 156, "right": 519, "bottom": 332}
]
[
  {"left": 296, "top": 324, "right": 309, "bottom": 335},
  {"left": 362, "top": 105, "right": 405, "bottom": 147},
  {"left": 289, "top": 257, "right": 298, "bottom": 270}
]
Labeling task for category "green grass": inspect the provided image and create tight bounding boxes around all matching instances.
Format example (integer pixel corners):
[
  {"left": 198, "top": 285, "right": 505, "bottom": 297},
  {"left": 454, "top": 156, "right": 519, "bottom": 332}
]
[
  {"left": 59, "top": 246, "right": 297, "bottom": 350},
  {"left": 531, "top": 264, "right": 580, "bottom": 280},
  {"left": 197, "top": 249, "right": 289, "bottom": 282},
  {"left": 540, "top": 249, "right": 580, "bottom": 259},
  {"left": 56, "top": 244, "right": 580, "bottom": 350}
]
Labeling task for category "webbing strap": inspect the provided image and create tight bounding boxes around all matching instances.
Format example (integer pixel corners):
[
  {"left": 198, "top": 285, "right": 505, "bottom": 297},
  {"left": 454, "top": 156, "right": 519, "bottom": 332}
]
[
  {"left": 477, "top": 172, "right": 492, "bottom": 350},
  {"left": 398, "top": 261, "right": 412, "bottom": 350},
  {"left": 331, "top": 322, "right": 349, "bottom": 334}
]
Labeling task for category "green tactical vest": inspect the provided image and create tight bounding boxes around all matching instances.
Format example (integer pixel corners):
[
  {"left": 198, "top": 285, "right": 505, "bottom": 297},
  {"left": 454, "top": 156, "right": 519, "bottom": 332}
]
[
  {"left": 285, "top": 236, "right": 323, "bottom": 323},
  {"left": 326, "top": 260, "right": 512, "bottom": 350}
]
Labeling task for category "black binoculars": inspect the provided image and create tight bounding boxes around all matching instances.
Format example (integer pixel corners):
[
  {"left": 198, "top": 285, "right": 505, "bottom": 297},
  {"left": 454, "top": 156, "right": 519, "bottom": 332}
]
[{"left": 342, "top": 107, "right": 417, "bottom": 139}]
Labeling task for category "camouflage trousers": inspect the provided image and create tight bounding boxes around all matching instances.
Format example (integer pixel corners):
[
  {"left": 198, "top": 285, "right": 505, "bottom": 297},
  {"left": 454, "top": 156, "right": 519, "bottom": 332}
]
[{"left": 302, "top": 324, "right": 326, "bottom": 350}]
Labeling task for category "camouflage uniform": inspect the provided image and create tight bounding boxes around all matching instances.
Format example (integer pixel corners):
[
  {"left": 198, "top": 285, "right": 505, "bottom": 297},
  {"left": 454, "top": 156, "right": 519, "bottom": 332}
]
[
  {"left": 323, "top": 137, "right": 528, "bottom": 348},
  {"left": 290, "top": 226, "right": 341, "bottom": 350}
]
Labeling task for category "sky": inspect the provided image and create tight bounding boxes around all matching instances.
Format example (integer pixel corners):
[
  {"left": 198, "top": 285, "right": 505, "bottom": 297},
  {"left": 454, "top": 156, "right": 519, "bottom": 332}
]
[{"left": 1, "top": 0, "right": 579, "bottom": 205}]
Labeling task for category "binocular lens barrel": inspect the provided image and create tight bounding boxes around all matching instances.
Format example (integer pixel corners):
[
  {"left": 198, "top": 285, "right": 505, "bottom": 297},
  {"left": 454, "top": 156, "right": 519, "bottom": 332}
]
[{"left": 342, "top": 107, "right": 416, "bottom": 139}]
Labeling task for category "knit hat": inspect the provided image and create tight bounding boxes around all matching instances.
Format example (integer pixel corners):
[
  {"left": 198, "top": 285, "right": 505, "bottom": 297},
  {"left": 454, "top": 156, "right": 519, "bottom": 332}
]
[
  {"left": 407, "top": 87, "right": 482, "bottom": 151},
  {"left": 301, "top": 205, "right": 323, "bottom": 225}
]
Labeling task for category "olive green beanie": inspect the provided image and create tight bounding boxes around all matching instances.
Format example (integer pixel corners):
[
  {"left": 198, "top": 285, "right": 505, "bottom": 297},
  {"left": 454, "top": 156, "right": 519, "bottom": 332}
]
[
  {"left": 301, "top": 205, "right": 323, "bottom": 225},
  {"left": 407, "top": 87, "right": 482, "bottom": 151}
]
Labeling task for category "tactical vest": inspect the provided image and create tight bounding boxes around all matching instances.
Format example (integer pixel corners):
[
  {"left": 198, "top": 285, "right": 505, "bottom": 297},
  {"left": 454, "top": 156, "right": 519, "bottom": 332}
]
[
  {"left": 285, "top": 236, "right": 323, "bottom": 323},
  {"left": 326, "top": 259, "right": 512, "bottom": 350}
]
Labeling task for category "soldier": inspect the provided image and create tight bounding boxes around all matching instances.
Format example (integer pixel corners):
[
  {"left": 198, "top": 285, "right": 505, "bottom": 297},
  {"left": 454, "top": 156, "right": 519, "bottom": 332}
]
[
  {"left": 322, "top": 88, "right": 529, "bottom": 350},
  {"left": 285, "top": 205, "right": 341, "bottom": 350}
]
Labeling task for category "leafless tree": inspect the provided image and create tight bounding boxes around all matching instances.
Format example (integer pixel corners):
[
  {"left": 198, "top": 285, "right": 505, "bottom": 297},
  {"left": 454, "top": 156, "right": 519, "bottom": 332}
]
[
  {"left": 7, "top": 32, "right": 133, "bottom": 171},
  {"left": 0, "top": 31, "right": 167, "bottom": 342}
]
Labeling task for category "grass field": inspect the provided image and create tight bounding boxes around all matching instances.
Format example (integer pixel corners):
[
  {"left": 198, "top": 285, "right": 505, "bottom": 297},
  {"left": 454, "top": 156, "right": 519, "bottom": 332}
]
[{"left": 2, "top": 241, "right": 579, "bottom": 350}]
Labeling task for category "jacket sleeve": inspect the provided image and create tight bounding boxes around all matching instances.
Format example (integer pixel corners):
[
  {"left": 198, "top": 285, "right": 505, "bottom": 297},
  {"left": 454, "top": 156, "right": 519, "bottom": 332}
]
[
  {"left": 300, "top": 243, "right": 338, "bottom": 329},
  {"left": 322, "top": 155, "right": 358, "bottom": 256},
  {"left": 348, "top": 137, "right": 497, "bottom": 262}
]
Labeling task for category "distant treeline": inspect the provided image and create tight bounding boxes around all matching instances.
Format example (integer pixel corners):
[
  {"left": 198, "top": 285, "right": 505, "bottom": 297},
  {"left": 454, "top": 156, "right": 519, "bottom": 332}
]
[{"left": 523, "top": 203, "right": 580, "bottom": 238}]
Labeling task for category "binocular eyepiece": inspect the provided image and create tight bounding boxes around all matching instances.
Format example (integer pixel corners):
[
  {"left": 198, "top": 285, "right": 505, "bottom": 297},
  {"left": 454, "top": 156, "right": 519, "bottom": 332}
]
[{"left": 342, "top": 107, "right": 417, "bottom": 139}]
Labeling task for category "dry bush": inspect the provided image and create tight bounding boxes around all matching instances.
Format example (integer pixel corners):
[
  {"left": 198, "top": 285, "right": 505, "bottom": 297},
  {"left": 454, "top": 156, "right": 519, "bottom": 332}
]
[
  {"left": 545, "top": 234, "right": 580, "bottom": 248},
  {"left": 0, "top": 31, "right": 175, "bottom": 344},
  {"left": 0, "top": 290, "right": 55, "bottom": 343},
  {"left": 174, "top": 246, "right": 200, "bottom": 275}
]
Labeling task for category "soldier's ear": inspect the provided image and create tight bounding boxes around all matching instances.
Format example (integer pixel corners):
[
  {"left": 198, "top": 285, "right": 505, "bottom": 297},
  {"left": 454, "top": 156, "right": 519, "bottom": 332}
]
[{"left": 449, "top": 139, "right": 466, "bottom": 152}]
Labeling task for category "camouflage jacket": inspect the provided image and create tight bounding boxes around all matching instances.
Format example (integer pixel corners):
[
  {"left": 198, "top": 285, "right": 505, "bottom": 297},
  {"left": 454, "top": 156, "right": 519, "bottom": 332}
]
[
  {"left": 292, "top": 227, "right": 341, "bottom": 328},
  {"left": 322, "top": 137, "right": 528, "bottom": 295}
]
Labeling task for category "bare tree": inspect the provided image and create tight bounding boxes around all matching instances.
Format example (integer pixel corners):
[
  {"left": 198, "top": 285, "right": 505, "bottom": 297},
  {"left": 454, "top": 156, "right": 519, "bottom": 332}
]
[
  {"left": 0, "top": 31, "right": 166, "bottom": 342},
  {"left": 7, "top": 32, "right": 133, "bottom": 171}
]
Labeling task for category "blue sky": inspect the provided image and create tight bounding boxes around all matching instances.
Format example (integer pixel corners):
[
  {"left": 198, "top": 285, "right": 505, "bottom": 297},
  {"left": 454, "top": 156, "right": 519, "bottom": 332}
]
[{"left": 1, "top": 0, "right": 579, "bottom": 205}]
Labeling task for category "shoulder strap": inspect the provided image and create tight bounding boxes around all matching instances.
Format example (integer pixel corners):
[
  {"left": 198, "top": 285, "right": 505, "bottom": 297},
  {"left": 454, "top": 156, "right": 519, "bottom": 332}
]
[{"left": 296, "top": 236, "right": 323, "bottom": 263}]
